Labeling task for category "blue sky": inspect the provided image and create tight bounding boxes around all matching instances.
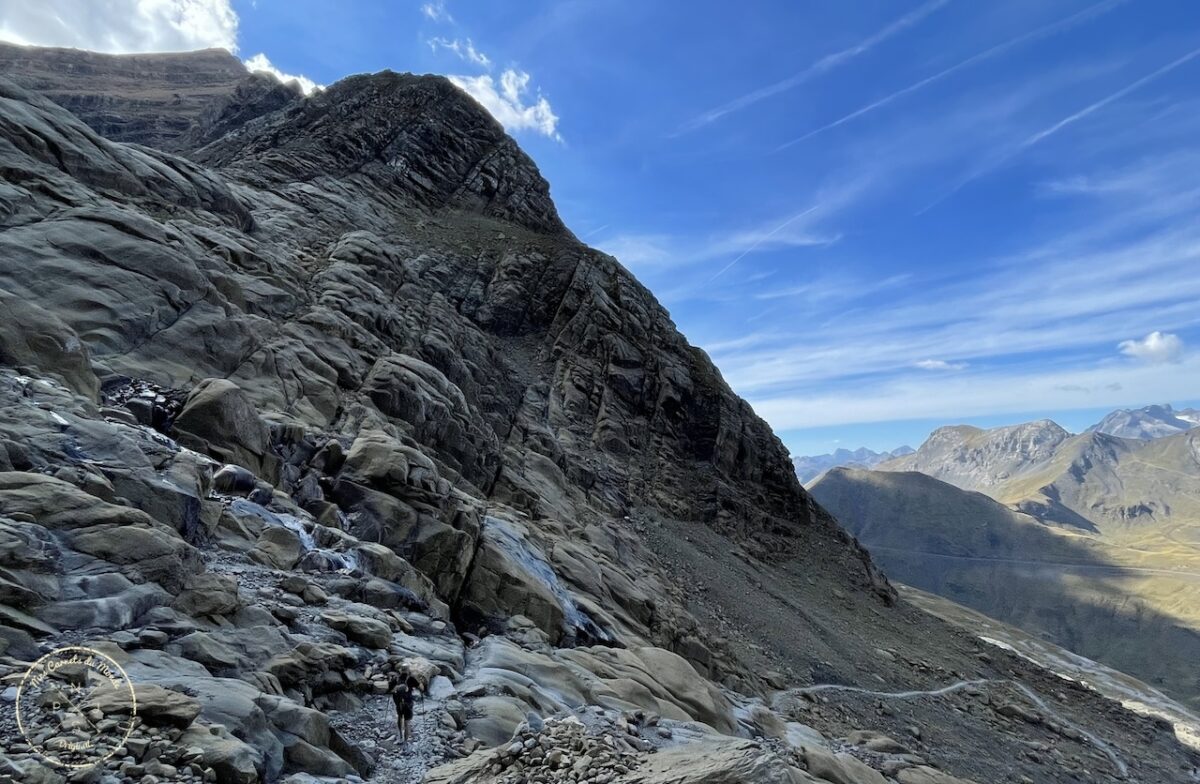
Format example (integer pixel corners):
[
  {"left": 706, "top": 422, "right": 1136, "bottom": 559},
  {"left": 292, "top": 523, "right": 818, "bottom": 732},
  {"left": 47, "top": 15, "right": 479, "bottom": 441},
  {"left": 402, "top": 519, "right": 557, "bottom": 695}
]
[{"left": 4, "top": 0, "right": 1199, "bottom": 456}]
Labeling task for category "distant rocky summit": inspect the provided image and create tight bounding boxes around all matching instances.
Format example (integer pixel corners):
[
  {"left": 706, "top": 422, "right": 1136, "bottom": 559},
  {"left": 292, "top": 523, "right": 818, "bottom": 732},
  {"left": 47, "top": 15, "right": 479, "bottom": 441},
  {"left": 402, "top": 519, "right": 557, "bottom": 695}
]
[
  {"left": 0, "top": 46, "right": 1195, "bottom": 784},
  {"left": 877, "top": 415, "right": 1200, "bottom": 532},
  {"left": 0, "top": 42, "right": 303, "bottom": 149},
  {"left": 792, "top": 446, "right": 914, "bottom": 485},
  {"left": 1088, "top": 403, "right": 1200, "bottom": 440}
]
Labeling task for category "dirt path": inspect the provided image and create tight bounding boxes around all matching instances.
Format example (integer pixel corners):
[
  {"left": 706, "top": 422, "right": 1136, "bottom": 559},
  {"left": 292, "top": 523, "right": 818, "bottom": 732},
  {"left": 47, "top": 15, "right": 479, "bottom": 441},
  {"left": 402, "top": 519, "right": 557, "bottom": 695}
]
[{"left": 330, "top": 692, "right": 449, "bottom": 783}]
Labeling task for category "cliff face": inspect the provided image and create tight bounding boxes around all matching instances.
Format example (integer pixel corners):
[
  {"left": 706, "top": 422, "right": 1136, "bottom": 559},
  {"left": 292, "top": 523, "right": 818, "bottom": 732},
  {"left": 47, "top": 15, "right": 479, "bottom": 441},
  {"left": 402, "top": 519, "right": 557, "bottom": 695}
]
[
  {"left": 0, "top": 42, "right": 301, "bottom": 149},
  {"left": 0, "top": 51, "right": 1194, "bottom": 784}
]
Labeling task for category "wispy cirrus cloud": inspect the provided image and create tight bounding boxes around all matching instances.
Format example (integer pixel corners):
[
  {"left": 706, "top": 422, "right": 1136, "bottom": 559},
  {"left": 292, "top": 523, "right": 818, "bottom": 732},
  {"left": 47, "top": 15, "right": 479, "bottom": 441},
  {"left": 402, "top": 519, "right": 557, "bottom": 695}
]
[
  {"left": 706, "top": 150, "right": 1200, "bottom": 431},
  {"left": 421, "top": 0, "right": 452, "bottom": 23},
  {"left": 597, "top": 173, "right": 868, "bottom": 285},
  {"left": 749, "top": 354, "right": 1200, "bottom": 429},
  {"left": 920, "top": 44, "right": 1200, "bottom": 211},
  {"left": 427, "top": 36, "right": 490, "bottom": 68},
  {"left": 674, "top": 0, "right": 952, "bottom": 136},
  {"left": 708, "top": 205, "right": 830, "bottom": 280},
  {"left": 597, "top": 201, "right": 843, "bottom": 275}
]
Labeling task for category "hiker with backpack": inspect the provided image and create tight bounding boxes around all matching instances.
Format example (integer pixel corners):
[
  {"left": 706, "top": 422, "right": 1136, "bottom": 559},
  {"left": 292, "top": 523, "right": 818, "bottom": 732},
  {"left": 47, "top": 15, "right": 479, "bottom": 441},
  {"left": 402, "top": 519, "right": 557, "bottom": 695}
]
[{"left": 391, "top": 672, "right": 422, "bottom": 743}]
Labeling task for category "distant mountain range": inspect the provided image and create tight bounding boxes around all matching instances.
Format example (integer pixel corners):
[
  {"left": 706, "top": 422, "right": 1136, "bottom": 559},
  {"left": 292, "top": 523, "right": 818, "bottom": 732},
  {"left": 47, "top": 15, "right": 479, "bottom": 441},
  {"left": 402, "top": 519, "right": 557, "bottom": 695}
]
[
  {"left": 791, "top": 445, "right": 913, "bottom": 484},
  {"left": 791, "top": 403, "right": 1199, "bottom": 486},
  {"left": 812, "top": 401, "right": 1200, "bottom": 709},
  {"left": 875, "top": 413, "right": 1200, "bottom": 532}
]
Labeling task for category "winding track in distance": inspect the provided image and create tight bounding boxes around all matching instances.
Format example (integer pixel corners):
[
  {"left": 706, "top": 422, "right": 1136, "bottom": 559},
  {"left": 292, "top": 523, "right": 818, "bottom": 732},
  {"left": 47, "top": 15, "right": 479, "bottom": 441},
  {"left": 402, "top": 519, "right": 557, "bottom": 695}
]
[{"left": 790, "top": 678, "right": 1130, "bottom": 778}]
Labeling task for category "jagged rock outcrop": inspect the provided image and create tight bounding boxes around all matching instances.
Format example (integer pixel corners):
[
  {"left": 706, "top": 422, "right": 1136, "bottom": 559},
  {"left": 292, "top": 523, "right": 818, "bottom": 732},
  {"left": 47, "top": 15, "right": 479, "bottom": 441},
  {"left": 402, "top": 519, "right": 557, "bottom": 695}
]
[{"left": 0, "top": 50, "right": 1196, "bottom": 784}]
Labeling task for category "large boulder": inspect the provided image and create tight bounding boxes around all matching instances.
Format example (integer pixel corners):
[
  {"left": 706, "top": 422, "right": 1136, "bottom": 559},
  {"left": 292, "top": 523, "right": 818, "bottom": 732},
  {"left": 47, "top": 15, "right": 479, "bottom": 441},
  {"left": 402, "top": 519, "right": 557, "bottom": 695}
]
[
  {"left": 36, "top": 583, "right": 170, "bottom": 631},
  {"left": 178, "top": 724, "right": 263, "bottom": 784},
  {"left": 561, "top": 645, "right": 737, "bottom": 735},
  {"left": 320, "top": 609, "right": 392, "bottom": 649},
  {"left": 455, "top": 517, "right": 569, "bottom": 642},
  {"left": 83, "top": 683, "right": 201, "bottom": 728},
  {"left": 173, "top": 573, "right": 242, "bottom": 618},
  {"left": 350, "top": 541, "right": 447, "bottom": 617},
  {"left": 263, "top": 641, "right": 358, "bottom": 689},
  {"left": 250, "top": 525, "right": 305, "bottom": 570},
  {"left": 803, "top": 747, "right": 888, "bottom": 784},
  {"left": 633, "top": 739, "right": 811, "bottom": 783},
  {"left": 173, "top": 379, "right": 279, "bottom": 483}
]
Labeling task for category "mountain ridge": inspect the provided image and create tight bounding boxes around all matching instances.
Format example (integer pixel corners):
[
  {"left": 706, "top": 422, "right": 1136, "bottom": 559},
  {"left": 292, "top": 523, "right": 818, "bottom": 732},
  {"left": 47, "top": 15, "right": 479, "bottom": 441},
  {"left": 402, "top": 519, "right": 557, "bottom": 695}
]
[{"left": 792, "top": 445, "right": 914, "bottom": 485}]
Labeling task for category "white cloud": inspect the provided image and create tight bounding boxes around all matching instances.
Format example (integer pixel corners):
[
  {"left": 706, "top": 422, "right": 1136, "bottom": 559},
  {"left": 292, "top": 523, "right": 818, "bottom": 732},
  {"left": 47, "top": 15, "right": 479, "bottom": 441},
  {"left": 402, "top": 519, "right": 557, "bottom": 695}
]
[
  {"left": 915, "top": 359, "right": 968, "bottom": 371},
  {"left": 1118, "top": 331, "right": 1184, "bottom": 364},
  {"left": 421, "top": 0, "right": 452, "bottom": 23},
  {"left": 243, "top": 53, "right": 320, "bottom": 95},
  {"left": 427, "top": 37, "right": 490, "bottom": 68},
  {"left": 0, "top": 0, "right": 239, "bottom": 53},
  {"left": 449, "top": 69, "right": 561, "bottom": 140}
]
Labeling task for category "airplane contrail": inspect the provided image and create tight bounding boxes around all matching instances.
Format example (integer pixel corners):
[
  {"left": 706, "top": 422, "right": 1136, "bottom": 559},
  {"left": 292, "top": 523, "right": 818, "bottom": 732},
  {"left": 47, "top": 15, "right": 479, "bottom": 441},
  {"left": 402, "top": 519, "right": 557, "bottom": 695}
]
[
  {"left": 774, "top": 0, "right": 1129, "bottom": 152},
  {"left": 707, "top": 205, "right": 821, "bottom": 281}
]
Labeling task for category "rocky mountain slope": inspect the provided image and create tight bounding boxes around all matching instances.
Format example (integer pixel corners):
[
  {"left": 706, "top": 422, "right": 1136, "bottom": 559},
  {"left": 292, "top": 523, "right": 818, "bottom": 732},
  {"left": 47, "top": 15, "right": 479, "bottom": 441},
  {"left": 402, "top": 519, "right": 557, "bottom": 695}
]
[
  {"left": 0, "top": 48, "right": 1195, "bottom": 784},
  {"left": 1088, "top": 404, "right": 1200, "bottom": 440},
  {"left": 792, "top": 446, "right": 914, "bottom": 485},
  {"left": 812, "top": 467, "right": 1200, "bottom": 711}
]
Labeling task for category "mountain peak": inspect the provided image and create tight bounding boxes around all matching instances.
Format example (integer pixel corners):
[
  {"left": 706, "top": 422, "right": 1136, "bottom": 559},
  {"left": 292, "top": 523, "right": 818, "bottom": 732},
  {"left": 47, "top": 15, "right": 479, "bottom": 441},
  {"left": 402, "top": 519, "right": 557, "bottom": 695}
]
[
  {"left": 878, "top": 418, "right": 1071, "bottom": 490},
  {"left": 191, "top": 70, "right": 567, "bottom": 235},
  {"left": 1087, "top": 403, "right": 1200, "bottom": 440}
]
